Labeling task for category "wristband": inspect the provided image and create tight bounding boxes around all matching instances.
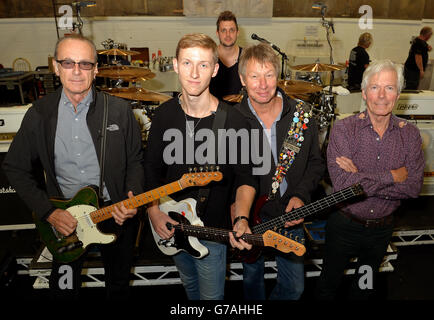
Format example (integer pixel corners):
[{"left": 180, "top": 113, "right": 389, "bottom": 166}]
[{"left": 233, "top": 215, "right": 249, "bottom": 226}]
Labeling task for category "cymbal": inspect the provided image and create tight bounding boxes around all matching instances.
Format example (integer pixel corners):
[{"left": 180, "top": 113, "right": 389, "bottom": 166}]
[
  {"left": 97, "top": 66, "right": 156, "bottom": 81},
  {"left": 100, "top": 87, "right": 171, "bottom": 103},
  {"left": 278, "top": 79, "right": 322, "bottom": 95},
  {"left": 291, "top": 63, "right": 344, "bottom": 72},
  {"left": 97, "top": 48, "right": 141, "bottom": 56},
  {"left": 223, "top": 94, "right": 243, "bottom": 103}
]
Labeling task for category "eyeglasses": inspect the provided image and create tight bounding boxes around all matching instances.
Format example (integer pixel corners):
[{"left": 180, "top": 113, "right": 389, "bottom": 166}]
[{"left": 56, "top": 59, "right": 96, "bottom": 70}]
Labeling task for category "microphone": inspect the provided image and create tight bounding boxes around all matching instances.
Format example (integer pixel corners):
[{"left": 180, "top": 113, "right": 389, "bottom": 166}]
[
  {"left": 251, "top": 34, "right": 283, "bottom": 53},
  {"left": 72, "top": 1, "right": 96, "bottom": 8}
]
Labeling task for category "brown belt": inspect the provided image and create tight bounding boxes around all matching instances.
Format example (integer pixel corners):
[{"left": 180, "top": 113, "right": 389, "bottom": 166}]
[{"left": 340, "top": 210, "right": 393, "bottom": 228}]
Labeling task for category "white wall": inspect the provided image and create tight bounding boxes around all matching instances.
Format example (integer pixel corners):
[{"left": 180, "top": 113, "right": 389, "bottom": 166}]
[{"left": 1, "top": 16, "right": 434, "bottom": 70}]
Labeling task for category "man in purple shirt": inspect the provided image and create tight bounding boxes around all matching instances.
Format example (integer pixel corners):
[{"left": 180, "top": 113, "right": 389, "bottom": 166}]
[{"left": 316, "top": 60, "right": 425, "bottom": 300}]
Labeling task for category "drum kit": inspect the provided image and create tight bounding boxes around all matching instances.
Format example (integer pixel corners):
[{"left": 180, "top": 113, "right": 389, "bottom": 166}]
[{"left": 95, "top": 40, "right": 172, "bottom": 143}]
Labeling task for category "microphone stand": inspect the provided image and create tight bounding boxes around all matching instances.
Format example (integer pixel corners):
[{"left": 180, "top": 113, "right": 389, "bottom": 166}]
[{"left": 73, "top": 5, "right": 84, "bottom": 35}]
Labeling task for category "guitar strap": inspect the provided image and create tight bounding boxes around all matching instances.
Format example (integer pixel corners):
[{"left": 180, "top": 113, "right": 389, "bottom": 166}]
[
  {"left": 196, "top": 103, "right": 228, "bottom": 216},
  {"left": 98, "top": 93, "right": 109, "bottom": 199},
  {"left": 268, "top": 100, "right": 312, "bottom": 200}
]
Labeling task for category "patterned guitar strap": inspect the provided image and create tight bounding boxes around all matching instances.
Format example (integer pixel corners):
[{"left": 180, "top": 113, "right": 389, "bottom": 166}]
[{"left": 268, "top": 100, "right": 312, "bottom": 200}]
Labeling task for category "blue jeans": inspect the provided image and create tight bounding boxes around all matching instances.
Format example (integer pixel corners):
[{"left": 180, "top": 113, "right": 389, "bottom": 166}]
[
  {"left": 173, "top": 240, "right": 227, "bottom": 300},
  {"left": 243, "top": 226, "right": 305, "bottom": 300}
]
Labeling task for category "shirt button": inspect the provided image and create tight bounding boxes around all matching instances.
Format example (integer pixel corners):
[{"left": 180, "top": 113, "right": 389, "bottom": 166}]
[
  {"left": 74, "top": 136, "right": 78, "bottom": 139},
  {"left": 80, "top": 170, "right": 85, "bottom": 174},
  {"left": 370, "top": 209, "right": 374, "bottom": 213},
  {"left": 77, "top": 153, "right": 81, "bottom": 157},
  {"left": 376, "top": 137, "right": 380, "bottom": 141},
  {"left": 75, "top": 118, "right": 79, "bottom": 121},
  {"left": 377, "top": 155, "right": 380, "bottom": 160}
]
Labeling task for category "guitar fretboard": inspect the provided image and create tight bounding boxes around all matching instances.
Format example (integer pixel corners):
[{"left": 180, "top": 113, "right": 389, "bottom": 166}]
[
  {"left": 90, "top": 181, "right": 183, "bottom": 224},
  {"left": 253, "top": 184, "right": 362, "bottom": 234},
  {"left": 172, "top": 224, "right": 265, "bottom": 247}
]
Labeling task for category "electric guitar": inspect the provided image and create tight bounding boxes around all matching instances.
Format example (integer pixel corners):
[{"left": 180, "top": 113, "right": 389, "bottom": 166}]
[
  {"left": 241, "top": 183, "right": 365, "bottom": 263},
  {"left": 34, "top": 170, "right": 222, "bottom": 263},
  {"left": 151, "top": 197, "right": 306, "bottom": 259}
]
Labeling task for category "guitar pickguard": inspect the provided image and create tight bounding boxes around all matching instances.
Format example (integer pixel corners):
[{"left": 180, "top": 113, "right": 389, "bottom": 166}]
[{"left": 151, "top": 197, "right": 209, "bottom": 259}]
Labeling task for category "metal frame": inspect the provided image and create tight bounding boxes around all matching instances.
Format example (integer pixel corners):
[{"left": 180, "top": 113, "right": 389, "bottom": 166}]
[{"left": 29, "top": 245, "right": 398, "bottom": 289}]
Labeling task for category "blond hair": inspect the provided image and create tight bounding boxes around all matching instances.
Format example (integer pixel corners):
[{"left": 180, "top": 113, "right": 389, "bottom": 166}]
[{"left": 175, "top": 33, "right": 218, "bottom": 64}]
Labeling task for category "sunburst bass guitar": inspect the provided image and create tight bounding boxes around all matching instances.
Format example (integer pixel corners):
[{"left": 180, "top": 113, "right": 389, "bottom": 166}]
[{"left": 34, "top": 170, "right": 222, "bottom": 263}]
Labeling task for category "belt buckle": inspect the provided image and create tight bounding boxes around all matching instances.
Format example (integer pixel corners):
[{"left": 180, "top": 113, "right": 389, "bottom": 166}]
[{"left": 365, "top": 219, "right": 380, "bottom": 228}]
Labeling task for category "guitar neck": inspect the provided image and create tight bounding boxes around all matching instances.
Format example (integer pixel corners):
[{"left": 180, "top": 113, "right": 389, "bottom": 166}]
[
  {"left": 173, "top": 224, "right": 265, "bottom": 247},
  {"left": 90, "top": 180, "right": 183, "bottom": 224},
  {"left": 252, "top": 184, "right": 360, "bottom": 234}
]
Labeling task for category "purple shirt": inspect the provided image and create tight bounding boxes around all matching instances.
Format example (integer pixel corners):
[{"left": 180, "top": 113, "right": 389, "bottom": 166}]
[{"left": 327, "top": 111, "right": 425, "bottom": 219}]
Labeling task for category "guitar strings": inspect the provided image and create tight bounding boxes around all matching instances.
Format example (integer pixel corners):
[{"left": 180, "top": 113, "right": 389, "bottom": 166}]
[{"left": 253, "top": 186, "right": 359, "bottom": 234}]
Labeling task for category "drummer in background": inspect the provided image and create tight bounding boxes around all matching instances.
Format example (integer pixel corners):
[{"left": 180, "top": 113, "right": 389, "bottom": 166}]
[
  {"left": 347, "top": 32, "right": 372, "bottom": 91},
  {"left": 209, "top": 11, "right": 243, "bottom": 101}
]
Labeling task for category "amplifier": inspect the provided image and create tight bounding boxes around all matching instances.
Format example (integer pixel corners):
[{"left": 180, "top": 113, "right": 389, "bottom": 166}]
[
  {"left": 409, "top": 120, "right": 434, "bottom": 195},
  {"left": 0, "top": 105, "right": 31, "bottom": 144},
  {"left": 0, "top": 151, "right": 34, "bottom": 229}
]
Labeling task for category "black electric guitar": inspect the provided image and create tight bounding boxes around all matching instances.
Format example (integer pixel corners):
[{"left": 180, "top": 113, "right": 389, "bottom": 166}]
[
  {"left": 34, "top": 170, "right": 222, "bottom": 263},
  {"left": 241, "top": 183, "right": 365, "bottom": 263},
  {"left": 151, "top": 197, "right": 306, "bottom": 259}
]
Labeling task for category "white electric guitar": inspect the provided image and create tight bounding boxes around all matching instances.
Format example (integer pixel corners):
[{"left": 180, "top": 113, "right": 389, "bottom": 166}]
[{"left": 150, "top": 197, "right": 306, "bottom": 259}]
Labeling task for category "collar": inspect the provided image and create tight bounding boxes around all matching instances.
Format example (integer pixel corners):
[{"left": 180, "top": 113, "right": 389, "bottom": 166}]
[
  {"left": 358, "top": 110, "right": 401, "bottom": 131},
  {"left": 238, "top": 86, "right": 295, "bottom": 120}
]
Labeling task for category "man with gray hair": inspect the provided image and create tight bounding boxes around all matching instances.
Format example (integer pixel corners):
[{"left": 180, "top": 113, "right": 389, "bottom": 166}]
[
  {"left": 316, "top": 59, "right": 425, "bottom": 299},
  {"left": 3, "top": 34, "right": 144, "bottom": 299}
]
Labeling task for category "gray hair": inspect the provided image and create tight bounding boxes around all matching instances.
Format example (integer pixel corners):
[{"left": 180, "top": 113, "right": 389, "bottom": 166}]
[
  {"left": 361, "top": 59, "right": 404, "bottom": 94},
  {"left": 54, "top": 34, "right": 97, "bottom": 62},
  {"left": 238, "top": 43, "right": 280, "bottom": 79}
]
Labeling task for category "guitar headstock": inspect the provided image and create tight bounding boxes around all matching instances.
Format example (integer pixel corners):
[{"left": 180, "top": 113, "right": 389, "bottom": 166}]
[
  {"left": 351, "top": 183, "right": 365, "bottom": 196},
  {"left": 262, "top": 230, "right": 306, "bottom": 256},
  {"left": 179, "top": 167, "right": 223, "bottom": 188}
]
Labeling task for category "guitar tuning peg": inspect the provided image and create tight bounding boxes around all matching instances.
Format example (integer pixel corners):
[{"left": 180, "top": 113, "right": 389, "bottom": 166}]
[
  {"left": 284, "top": 231, "right": 288, "bottom": 236},
  {"left": 289, "top": 233, "right": 293, "bottom": 239},
  {"left": 193, "top": 167, "right": 197, "bottom": 173},
  {"left": 199, "top": 167, "right": 203, "bottom": 172},
  {"left": 189, "top": 167, "right": 192, "bottom": 173},
  {"left": 204, "top": 165, "right": 208, "bottom": 172},
  {"left": 301, "top": 238, "right": 305, "bottom": 244},
  {"left": 216, "top": 165, "right": 220, "bottom": 171},
  {"left": 295, "top": 236, "right": 299, "bottom": 241}
]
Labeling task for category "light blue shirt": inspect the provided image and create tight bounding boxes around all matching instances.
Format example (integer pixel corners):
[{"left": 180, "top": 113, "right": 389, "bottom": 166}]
[
  {"left": 54, "top": 90, "right": 110, "bottom": 200},
  {"left": 247, "top": 92, "right": 288, "bottom": 196}
]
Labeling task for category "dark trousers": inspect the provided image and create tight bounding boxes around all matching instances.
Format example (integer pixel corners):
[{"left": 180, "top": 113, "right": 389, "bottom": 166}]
[
  {"left": 404, "top": 67, "right": 420, "bottom": 90},
  {"left": 315, "top": 211, "right": 393, "bottom": 300},
  {"left": 49, "top": 217, "right": 138, "bottom": 300}
]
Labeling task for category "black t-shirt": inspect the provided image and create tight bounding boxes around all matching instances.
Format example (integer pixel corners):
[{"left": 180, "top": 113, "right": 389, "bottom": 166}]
[
  {"left": 347, "top": 46, "right": 370, "bottom": 89},
  {"left": 405, "top": 37, "right": 429, "bottom": 71},
  {"left": 209, "top": 48, "right": 243, "bottom": 100},
  {"left": 145, "top": 98, "right": 257, "bottom": 228}
]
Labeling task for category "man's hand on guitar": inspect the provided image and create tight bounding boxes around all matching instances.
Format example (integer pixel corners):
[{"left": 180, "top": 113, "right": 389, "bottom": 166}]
[
  {"left": 112, "top": 191, "right": 137, "bottom": 225},
  {"left": 284, "top": 196, "right": 304, "bottom": 227},
  {"left": 46, "top": 208, "right": 77, "bottom": 236},
  {"left": 229, "top": 217, "right": 252, "bottom": 250},
  {"left": 148, "top": 205, "right": 178, "bottom": 239}
]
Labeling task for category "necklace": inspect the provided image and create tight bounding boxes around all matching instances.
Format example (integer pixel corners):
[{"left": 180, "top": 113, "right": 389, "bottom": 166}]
[{"left": 178, "top": 93, "right": 205, "bottom": 138}]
